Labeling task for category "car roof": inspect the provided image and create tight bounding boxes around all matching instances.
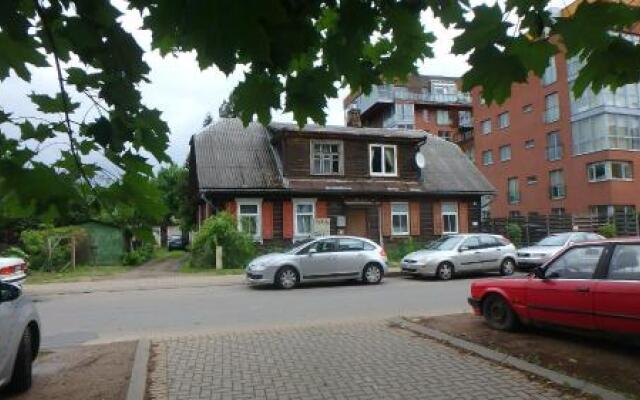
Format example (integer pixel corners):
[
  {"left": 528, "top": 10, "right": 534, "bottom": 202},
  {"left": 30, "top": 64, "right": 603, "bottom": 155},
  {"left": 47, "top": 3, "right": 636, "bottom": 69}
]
[
  {"left": 315, "top": 235, "right": 378, "bottom": 243},
  {"left": 569, "top": 237, "right": 640, "bottom": 246}
]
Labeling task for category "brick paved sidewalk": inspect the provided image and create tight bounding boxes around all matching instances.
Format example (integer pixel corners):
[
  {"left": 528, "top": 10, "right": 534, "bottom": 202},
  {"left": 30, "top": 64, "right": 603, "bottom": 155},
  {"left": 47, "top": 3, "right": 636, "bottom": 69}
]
[{"left": 147, "top": 321, "right": 577, "bottom": 400}]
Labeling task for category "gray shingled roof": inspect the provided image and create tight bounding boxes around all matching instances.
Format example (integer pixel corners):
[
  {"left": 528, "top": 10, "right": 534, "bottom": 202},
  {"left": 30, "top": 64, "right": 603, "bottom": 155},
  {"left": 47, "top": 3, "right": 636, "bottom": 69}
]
[
  {"left": 420, "top": 135, "right": 494, "bottom": 194},
  {"left": 193, "top": 119, "right": 283, "bottom": 190},
  {"left": 269, "top": 122, "right": 427, "bottom": 141},
  {"left": 192, "top": 118, "right": 494, "bottom": 195}
]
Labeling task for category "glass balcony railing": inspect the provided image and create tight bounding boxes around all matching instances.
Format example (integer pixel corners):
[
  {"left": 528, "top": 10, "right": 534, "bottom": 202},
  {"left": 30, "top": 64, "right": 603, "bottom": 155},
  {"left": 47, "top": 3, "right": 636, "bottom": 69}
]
[{"left": 352, "top": 85, "right": 472, "bottom": 114}]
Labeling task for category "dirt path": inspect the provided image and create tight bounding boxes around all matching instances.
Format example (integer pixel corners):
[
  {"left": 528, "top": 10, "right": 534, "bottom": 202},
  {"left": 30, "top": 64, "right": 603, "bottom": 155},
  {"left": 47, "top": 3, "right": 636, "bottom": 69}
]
[
  {"left": 2, "top": 341, "right": 136, "bottom": 400},
  {"left": 119, "top": 254, "right": 188, "bottom": 279}
]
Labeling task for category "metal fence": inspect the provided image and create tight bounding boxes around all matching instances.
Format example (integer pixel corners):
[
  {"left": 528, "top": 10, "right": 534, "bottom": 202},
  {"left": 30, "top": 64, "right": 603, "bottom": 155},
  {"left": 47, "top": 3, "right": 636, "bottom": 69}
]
[{"left": 477, "top": 212, "right": 639, "bottom": 246}]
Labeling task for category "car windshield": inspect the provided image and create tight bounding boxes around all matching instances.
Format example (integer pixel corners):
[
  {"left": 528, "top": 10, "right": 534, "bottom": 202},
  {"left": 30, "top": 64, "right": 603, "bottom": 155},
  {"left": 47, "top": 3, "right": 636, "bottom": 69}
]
[
  {"left": 285, "top": 238, "right": 315, "bottom": 254},
  {"left": 537, "top": 233, "right": 572, "bottom": 246},
  {"left": 424, "top": 236, "right": 463, "bottom": 251}
]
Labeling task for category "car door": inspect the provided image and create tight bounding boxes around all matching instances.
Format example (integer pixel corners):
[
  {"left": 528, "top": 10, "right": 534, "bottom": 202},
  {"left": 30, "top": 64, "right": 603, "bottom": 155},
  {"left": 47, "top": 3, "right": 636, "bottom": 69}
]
[
  {"left": 593, "top": 244, "right": 640, "bottom": 334},
  {"left": 299, "top": 238, "right": 340, "bottom": 279},
  {"left": 0, "top": 284, "right": 18, "bottom": 380},
  {"left": 478, "top": 235, "right": 501, "bottom": 271},
  {"left": 335, "top": 238, "right": 369, "bottom": 277},
  {"left": 526, "top": 245, "right": 606, "bottom": 330},
  {"left": 455, "top": 236, "right": 484, "bottom": 271}
]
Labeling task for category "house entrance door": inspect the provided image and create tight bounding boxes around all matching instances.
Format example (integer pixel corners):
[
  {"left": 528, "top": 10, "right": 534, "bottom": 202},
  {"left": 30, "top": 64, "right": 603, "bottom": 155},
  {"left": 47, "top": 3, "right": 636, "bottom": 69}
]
[{"left": 345, "top": 208, "right": 367, "bottom": 237}]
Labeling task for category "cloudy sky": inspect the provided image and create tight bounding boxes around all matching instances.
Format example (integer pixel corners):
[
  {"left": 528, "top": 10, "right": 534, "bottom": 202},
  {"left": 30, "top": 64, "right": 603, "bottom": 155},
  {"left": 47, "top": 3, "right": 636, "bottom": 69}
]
[{"left": 3, "top": 1, "right": 565, "bottom": 167}]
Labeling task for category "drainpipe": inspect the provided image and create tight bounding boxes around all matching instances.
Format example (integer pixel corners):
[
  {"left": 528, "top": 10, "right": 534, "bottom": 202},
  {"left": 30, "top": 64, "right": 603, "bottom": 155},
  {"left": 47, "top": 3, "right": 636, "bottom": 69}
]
[{"left": 378, "top": 203, "right": 384, "bottom": 247}]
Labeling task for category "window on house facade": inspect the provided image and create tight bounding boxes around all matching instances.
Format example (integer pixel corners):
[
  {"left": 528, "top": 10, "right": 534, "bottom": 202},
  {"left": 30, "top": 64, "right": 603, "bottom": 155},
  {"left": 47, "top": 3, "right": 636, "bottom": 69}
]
[
  {"left": 522, "top": 104, "right": 533, "bottom": 113},
  {"left": 507, "top": 177, "right": 520, "bottom": 204},
  {"left": 311, "top": 141, "right": 342, "bottom": 175},
  {"left": 438, "top": 131, "right": 452, "bottom": 141},
  {"left": 542, "top": 56, "right": 557, "bottom": 86},
  {"left": 482, "top": 150, "right": 493, "bottom": 165},
  {"left": 369, "top": 144, "right": 397, "bottom": 176},
  {"left": 587, "top": 160, "right": 633, "bottom": 182},
  {"left": 499, "top": 145, "right": 511, "bottom": 162},
  {"left": 394, "top": 103, "right": 414, "bottom": 124},
  {"left": 237, "top": 200, "right": 262, "bottom": 241},
  {"left": 436, "top": 110, "right": 451, "bottom": 125},
  {"left": 442, "top": 202, "right": 458, "bottom": 234},
  {"left": 525, "top": 139, "right": 535, "bottom": 149},
  {"left": 549, "top": 170, "right": 566, "bottom": 199},
  {"left": 547, "top": 131, "right": 562, "bottom": 161},
  {"left": 481, "top": 119, "right": 491, "bottom": 134},
  {"left": 527, "top": 176, "right": 538, "bottom": 185},
  {"left": 294, "top": 200, "right": 315, "bottom": 237},
  {"left": 391, "top": 203, "right": 409, "bottom": 236},
  {"left": 458, "top": 110, "right": 472, "bottom": 127},
  {"left": 544, "top": 92, "right": 560, "bottom": 123},
  {"left": 498, "top": 112, "right": 510, "bottom": 129}
]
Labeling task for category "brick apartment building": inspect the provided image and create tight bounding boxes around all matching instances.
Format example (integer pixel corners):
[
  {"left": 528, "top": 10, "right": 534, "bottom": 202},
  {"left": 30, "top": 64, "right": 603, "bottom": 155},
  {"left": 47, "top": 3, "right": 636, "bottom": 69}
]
[
  {"left": 472, "top": 26, "right": 640, "bottom": 218},
  {"left": 343, "top": 75, "right": 475, "bottom": 158}
]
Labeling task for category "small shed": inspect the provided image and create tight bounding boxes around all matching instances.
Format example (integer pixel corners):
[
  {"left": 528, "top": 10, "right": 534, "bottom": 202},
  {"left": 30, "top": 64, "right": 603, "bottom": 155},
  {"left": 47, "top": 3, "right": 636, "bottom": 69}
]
[{"left": 79, "top": 221, "right": 125, "bottom": 265}]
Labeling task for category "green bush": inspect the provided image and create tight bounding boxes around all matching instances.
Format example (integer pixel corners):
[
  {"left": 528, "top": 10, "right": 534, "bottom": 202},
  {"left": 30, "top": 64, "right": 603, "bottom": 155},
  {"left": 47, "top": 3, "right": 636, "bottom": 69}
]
[
  {"left": 598, "top": 223, "right": 617, "bottom": 238},
  {"left": 385, "top": 238, "right": 425, "bottom": 262},
  {"left": 191, "top": 212, "right": 255, "bottom": 268},
  {"left": 1, "top": 246, "right": 28, "bottom": 259},
  {"left": 20, "top": 226, "right": 89, "bottom": 271},
  {"left": 122, "top": 242, "right": 156, "bottom": 266},
  {"left": 505, "top": 223, "right": 523, "bottom": 247}
]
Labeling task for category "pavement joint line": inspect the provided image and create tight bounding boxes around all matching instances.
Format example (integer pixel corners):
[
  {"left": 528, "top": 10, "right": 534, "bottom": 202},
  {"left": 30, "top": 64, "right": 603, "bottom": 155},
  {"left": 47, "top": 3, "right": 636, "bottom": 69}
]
[
  {"left": 392, "top": 317, "right": 630, "bottom": 400},
  {"left": 126, "top": 338, "right": 150, "bottom": 400}
]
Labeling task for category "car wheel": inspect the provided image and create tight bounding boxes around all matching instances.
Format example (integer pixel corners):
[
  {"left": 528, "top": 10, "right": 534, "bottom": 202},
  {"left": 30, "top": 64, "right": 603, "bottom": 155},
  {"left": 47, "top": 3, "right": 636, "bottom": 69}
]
[
  {"left": 500, "top": 258, "right": 516, "bottom": 276},
  {"left": 362, "top": 263, "right": 383, "bottom": 284},
  {"left": 275, "top": 266, "right": 298, "bottom": 290},
  {"left": 7, "top": 328, "right": 33, "bottom": 393},
  {"left": 436, "top": 262, "right": 454, "bottom": 281},
  {"left": 482, "top": 294, "right": 519, "bottom": 331}
]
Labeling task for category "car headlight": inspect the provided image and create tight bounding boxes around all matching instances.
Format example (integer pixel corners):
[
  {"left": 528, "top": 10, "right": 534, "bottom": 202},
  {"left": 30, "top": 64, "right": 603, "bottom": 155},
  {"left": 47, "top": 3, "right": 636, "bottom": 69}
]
[{"left": 250, "top": 264, "right": 267, "bottom": 271}]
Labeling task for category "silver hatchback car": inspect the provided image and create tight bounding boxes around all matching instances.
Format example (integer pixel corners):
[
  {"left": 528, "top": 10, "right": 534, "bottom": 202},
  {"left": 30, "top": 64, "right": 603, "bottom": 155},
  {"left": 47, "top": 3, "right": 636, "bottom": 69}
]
[
  {"left": 401, "top": 234, "right": 517, "bottom": 280},
  {"left": 246, "top": 236, "right": 389, "bottom": 289}
]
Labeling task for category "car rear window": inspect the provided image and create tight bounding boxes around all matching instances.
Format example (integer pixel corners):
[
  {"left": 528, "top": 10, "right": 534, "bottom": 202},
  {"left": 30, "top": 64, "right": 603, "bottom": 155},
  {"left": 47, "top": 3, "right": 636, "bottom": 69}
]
[
  {"left": 338, "top": 238, "right": 365, "bottom": 251},
  {"left": 608, "top": 245, "right": 640, "bottom": 281}
]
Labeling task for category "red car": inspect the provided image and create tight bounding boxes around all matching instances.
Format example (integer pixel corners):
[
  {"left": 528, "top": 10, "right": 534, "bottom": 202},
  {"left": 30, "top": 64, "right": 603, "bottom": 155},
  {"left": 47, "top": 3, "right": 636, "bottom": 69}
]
[{"left": 468, "top": 239, "right": 640, "bottom": 335}]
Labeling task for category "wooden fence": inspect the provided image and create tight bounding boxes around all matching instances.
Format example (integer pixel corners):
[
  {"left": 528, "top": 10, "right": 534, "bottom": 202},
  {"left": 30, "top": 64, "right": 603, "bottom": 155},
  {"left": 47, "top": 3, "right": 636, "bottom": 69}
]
[{"left": 476, "top": 212, "right": 639, "bottom": 246}]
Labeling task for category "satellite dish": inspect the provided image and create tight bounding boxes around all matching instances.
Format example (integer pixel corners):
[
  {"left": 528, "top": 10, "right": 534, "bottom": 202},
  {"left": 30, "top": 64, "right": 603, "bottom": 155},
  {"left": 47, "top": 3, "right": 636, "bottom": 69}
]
[{"left": 415, "top": 152, "right": 426, "bottom": 169}]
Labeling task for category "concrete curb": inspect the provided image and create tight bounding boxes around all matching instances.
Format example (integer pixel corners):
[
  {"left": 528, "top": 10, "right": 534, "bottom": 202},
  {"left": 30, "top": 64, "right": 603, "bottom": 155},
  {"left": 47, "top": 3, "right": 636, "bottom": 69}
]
[
  {"left": 126, "top": 338, "right": 150, "bottom": 400},
  {"left": 391, "top": 318, "right": 630, "bottom": 400}
]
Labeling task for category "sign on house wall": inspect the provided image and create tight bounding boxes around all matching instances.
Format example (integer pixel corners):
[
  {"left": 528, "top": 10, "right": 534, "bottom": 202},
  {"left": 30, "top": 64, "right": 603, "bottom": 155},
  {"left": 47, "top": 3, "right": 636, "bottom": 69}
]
[{"left": 313, "top": 218, "right": 331, "bottom": 237}]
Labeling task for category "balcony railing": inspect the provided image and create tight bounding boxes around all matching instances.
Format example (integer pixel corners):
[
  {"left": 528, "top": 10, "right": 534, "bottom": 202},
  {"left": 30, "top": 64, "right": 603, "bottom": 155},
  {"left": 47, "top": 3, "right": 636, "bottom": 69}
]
[
  {"left": 352, "top": 85, "right": 472, "bottom": 114},
  {"left": 459, "top": 113, "right": 473, "bottom": 128},
  {"left": 549, "top": 185, "right": 566, "bottom": 199}
]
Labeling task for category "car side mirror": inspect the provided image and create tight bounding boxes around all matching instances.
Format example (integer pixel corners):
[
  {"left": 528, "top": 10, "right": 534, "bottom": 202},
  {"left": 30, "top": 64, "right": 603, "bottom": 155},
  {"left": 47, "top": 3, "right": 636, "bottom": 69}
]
[
  {"left": 0, "top": 283, "right": 21, "bottom": 303},
  {"left": 533, "top": 267, "right": 545, "bottom": 279},
  {"left": 308, "top": 248, "right": 317, "bottom": 256}
]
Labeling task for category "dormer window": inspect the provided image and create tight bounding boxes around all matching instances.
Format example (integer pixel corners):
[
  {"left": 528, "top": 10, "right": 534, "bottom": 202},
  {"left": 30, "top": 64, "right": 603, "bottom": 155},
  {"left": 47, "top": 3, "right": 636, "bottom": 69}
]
[
  {"left": 369, "top": 144, "right": 397, "bottom": 176},
  {"left": 311, "top": 140, "right": 343, "bottom": 175}
]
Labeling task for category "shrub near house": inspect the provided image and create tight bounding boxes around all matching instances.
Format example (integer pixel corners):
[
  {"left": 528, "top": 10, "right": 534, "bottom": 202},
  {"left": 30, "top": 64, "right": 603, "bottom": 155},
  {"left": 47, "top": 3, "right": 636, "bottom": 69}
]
[{"left": 191, "top": 212, "right": 255, "bottom": 269}]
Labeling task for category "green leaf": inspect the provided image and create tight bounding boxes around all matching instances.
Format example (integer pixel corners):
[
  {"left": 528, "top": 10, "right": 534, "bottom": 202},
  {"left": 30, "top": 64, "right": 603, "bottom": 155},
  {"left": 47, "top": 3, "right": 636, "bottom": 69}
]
[
  {"left": 20, "top": 121, "right": 56, "bottom": 141},
  {"left": 285, "top": 67, "right": 337, "bottom": 126},
  {"left": 452, "top": 5, "right": 510, "bottom": 55},
  {"left": 506, "top": 36, "right": 557, "bottom": 77},
  {"left": 29, "top": 92, "right": 80, "bottom": 114},
  {"left": 232, "top": 71, "right": 283, "bottom": 126}
]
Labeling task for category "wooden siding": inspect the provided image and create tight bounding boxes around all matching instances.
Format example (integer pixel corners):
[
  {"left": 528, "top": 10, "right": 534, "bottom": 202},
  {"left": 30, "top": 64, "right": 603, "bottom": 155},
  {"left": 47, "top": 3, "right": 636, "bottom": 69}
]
[
  {"left": 283, "top": 201, "right": 293, "bottom": 239},
  {"left": 316, "top": 200, "right": 328, "bottom": 218},
  {"left": 420, "top": 201, "right": 434, "bottom": 239},
  {"left": 433, "top": 202, "right": 442, "bottom": 235},
  {"left": 381, "top": 202, "right": 391, "bottom": 236},
  {"left": 282, "top": 136, "right": 418, "bottom": 180},
  {"left": 262, "top": 201, "right": 274, "bottom": 240},
  {"left": 410, "top": 201, "right": 421, "bottom": 236},
  {"left": 272, "top": 200, "right": 283, "bottom": 240},
  {"left": 327, "top": 201, "right": 345, "bottom": 235},
  {"left": 226, "top": 200, "right": 236, "bottom": 217},
  {"left": 459, "top": 201, "right": 469, "bottom": 233},
  {"left": 366, "top": 207, "right": 380, "bottom": 242}
]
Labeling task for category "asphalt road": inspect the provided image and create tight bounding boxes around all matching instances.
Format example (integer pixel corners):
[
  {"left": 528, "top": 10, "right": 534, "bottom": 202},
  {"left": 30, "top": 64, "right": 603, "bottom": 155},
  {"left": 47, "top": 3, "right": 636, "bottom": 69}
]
[{"left": 34, "top": 275, "right": 491, "bottom": 348}]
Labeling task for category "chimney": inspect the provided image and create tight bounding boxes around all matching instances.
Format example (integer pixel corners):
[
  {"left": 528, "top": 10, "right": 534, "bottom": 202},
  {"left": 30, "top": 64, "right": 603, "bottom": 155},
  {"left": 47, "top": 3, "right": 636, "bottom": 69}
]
[{"left": 346, "top": 107, "right": 362, "bottom": 128}]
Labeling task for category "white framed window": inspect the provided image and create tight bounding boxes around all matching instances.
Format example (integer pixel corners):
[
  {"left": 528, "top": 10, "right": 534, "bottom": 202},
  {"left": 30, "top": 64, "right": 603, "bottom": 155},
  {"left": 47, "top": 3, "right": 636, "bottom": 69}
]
[
  {"left": 587, "top": 160, "right": 633, "bottom": 182},
  {"left": 522, "top": 104, "right": 533, "bottom": 113},
  {"left": 237, "top": 199, "right": 262, "bottom": 241},
  {"left": 311, "top": 140, "right": 343, "bottom": 175},
  {"left": 391, "top": 202, "right": 410, "bottom": 236},
  {"left": 549, "top": 170, "right": 566, "bottom": 199},
  {"left": 499, "top": 145, "right": 511, "bottom": 162},
  {"left": 482, "top": 150, "right": 493, "bottom": 166},
  {"left": 544, "top": 92, "right": 560, "bottom": 123},
  {"left": 442, "top": 202, "right": 458, "bottom": 234},
  {"left": 498, "top": 112, "right": 510, "bottom": 129},
  {"left": 546, "top": 131, "right": 562, "bottom": 161},
  {"left": 507, "top": 178, "right": 520, "bottom": 204},
  {"left": 293, "top": 199, "right": 315, "bottom": 238},
  {"left": 542, "top": 56, "right": 557, "bottom": 86},
  {"left": 369, "top": 144, "right": 397, "bottom": 176},
  {"left": 481, "top": 119, "right": 491, "bottom": 134},
  {"left": 436, "top": 110, "right": 451, "bottom": 125},
  {"left": 527, "top": 176, "right": 538, "bottom": 185}
]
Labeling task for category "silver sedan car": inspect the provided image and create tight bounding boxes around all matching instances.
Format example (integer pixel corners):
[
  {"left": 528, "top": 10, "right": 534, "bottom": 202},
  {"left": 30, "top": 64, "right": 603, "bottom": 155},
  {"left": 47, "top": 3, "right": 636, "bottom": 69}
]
[
  {"left": 516, "top": 231, "right": 604, "bottom": 269},
  {"left": 0, "top": 282, "right": 40, "bottom": 393},
  {"left": 401, "top": 234, "right": 517, "bottom": 280},
  {"left": 246, "top": 236, "right": 389, "bottom": 289},
  {"left": 0, "top": 257, "right": 28, "bottom": 285}
]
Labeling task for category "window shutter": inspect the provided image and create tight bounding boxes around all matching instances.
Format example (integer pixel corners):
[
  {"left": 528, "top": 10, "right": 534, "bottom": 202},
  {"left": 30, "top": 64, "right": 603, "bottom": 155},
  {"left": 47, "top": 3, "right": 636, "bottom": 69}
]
[
  {"left": 226, "top": 200, "right": 236, "bottom": 217},
  {"left": 283, "top": 201, "right": 293, "bottom": 239},
  {"left": 459, "top": 201, "right": 469, "bottom": 233},
  {"left": 262, "top": 201, "right": 273, "bottom": 240},
  {"left": 381, "top": 202, "right": 391, "bottom": 237},
  {"left": 410, "top": 201, "right": 421, "bottom": 236},
  {"left": 433, "top": 202, "right": 442, "bottom": 235},
  {"left": 316, "top": 200, "right": 328, "bottom": 218}
]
